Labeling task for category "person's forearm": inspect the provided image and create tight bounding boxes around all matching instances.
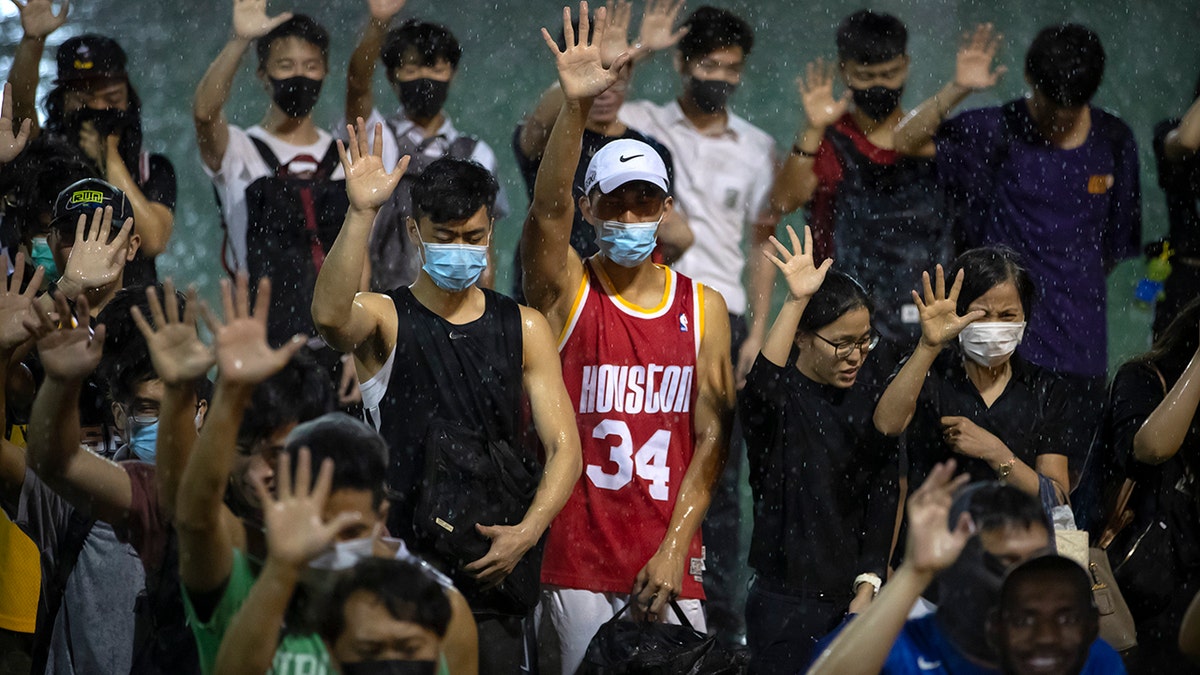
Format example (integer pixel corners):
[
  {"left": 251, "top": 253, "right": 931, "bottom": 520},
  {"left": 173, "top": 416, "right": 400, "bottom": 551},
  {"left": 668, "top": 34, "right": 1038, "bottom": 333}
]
[
  {"left": 346, "top": 18, "right": 388, "bottom": 123},
  {"left": 103, "top": 150, "right": 173, "bottom": 256},
  {"left": 1165, "top": 97, "right": 1200, "bottom": 161},
  {"left": 662, "top": 379, "right": 732, "bottom": 558},
  {"left": 746, "top": 221, "right": 778, "bottom": 343},
  {"left": 1134, "top": 351, "right": 1200, "bottom": 464},
  {"left": 517, "top": 84, "right": 566, "bottom": 162},
  {"left": 874, "top": 342, "right": 941, "bottom": 435},
  {"left": 894, "top": 82, "right": 972, "bottom": 155},
  {"left": 26, "top": 376, "right": 82, "bottom": 480},
  {"left": 175, "top": 381, "right": 252, "bottom": 532},
  {"left": 213, "top": 556, "right": 299, "bottom": 675},
  {"left": 312, "top": 207, "right": 375, "bottom": 338},
  {"left": 195, "top": 38, "right": 250, "bottom": 124},
  {"left": 155, "top": 382, "right": 197, "bottom": 519},
  {"left": 761, "top": 297, "right": 809, "bottom": 367},
  {"left": 0, "top": 347, "right": 24, "bottom": 492},
  {"left": 531, "top": 99, "right": 591, "bottom": 218},
  {"left": 518, "top": 435, "right": 581, "bottom": 539},
  {"left": 769, "top": 126, "right": 824, "bottom": 215},
  {"left": 808, "top": 564, "right": 934, "bottom": 675},
  {"left": 8, "top": 35, "right": 45, "bottom": 131}
]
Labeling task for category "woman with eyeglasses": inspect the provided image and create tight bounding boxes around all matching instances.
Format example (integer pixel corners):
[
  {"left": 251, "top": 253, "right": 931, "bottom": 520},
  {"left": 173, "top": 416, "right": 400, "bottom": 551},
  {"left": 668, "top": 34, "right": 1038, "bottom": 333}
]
[
  {"left": 740, "top": 225, "right": 899, "bottom": 672},
  {"left": 873, "top": 246, "right": 1071, "bottom": 501}
]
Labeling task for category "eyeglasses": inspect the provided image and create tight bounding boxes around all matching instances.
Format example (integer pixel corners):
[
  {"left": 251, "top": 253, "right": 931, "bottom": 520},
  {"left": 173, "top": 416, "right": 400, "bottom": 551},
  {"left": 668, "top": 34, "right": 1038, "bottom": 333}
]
[{"left": 812, "top": 331, "right": 880, "bottom": 359}]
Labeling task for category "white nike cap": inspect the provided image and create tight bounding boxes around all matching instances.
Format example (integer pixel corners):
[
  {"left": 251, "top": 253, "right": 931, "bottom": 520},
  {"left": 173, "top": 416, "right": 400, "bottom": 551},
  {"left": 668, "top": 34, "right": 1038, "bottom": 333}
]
[{"left": 583, "top": 138, "right": 669, "bottom": 196}]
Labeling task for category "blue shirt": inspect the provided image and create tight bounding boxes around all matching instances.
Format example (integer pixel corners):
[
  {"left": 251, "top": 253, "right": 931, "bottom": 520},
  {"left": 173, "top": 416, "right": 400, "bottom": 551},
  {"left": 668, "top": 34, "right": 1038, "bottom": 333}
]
[
  {"left": 814, "top": 614, "right": 1127, "bottom": 674},
  {"left": 934, "top": 100, "right": 1141, "bottom": 378}
]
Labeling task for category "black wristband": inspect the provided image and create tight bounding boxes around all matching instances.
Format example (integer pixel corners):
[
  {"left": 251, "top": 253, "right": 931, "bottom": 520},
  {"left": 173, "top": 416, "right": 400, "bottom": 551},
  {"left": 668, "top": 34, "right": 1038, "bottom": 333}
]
[{"left": 791, "top": 143, "right": 818, "bottom": 159}]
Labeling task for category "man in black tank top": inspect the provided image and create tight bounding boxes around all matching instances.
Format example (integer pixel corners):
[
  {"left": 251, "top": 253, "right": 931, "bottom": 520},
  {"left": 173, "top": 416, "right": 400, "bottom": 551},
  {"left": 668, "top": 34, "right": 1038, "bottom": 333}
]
[{"left": 313, "top": 119, "right": 582, "bottom": 673}]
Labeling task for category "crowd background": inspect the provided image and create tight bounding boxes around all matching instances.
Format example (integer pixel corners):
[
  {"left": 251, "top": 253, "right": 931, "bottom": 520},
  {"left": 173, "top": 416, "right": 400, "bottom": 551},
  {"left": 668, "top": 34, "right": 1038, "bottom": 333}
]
[{"left": 0, "top": 0, "right": 1196, "bottom": 376}]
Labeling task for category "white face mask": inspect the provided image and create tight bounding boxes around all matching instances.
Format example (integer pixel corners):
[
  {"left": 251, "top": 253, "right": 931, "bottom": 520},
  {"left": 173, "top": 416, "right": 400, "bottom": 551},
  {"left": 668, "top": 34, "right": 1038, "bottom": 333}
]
[
  {"left": 308, "top": 535, "right": 412, "bottom": 571},
  {"left": 958, "top": 322, "right": 1026, "bottom": 368}
]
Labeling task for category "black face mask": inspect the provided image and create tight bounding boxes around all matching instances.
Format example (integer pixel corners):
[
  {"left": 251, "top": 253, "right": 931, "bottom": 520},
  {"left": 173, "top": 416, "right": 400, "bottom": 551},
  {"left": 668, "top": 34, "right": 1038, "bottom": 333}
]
[
  {"left": 933, "top": 537, "right": 1008, "bottom": 664},
  {"left": 67, "top": 107, "right": 136, "bottom": 139},
  {"left": 269, "top": 76, "right": 323, "bottom": 118},
  {"left": 396, "top": 78, "right": 450, "bottom": 121},
  {"left": 687, "top": 78, "right": 736, "bottom": 114},
  {"left": 851, "top": 85, "right": 903, "bottom": 121},
  {"left": 340, "top": 660, "right": 438, "bottom": 675}
]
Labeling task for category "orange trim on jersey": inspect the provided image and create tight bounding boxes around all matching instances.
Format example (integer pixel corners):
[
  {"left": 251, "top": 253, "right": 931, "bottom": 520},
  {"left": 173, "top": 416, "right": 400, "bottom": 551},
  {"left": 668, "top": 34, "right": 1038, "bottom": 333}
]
[
  {"left": 556, "top": 271, "right": 591, "bottom": 349},
  {"left": 592, "top": 261, "right": 675, "bottom": 317},
  {"left": 695, "top": 282, "right": 706, "bottom": 356}
]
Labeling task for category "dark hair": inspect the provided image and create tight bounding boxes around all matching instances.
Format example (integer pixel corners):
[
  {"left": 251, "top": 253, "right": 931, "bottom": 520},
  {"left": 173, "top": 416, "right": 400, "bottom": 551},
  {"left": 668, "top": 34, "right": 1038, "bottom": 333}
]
[
  {"left": 678, "top": 6, "right": 754, "bottom": 62},
  {"left": 1135, "top": 296, "right": 1200, "bottom": 376},
  {"left": 947, "top": 246, "right": 1036, "bottom": 318},
  {"left": 411, "top": 157, "right": 499, "bottom": 224},
  {"left": 237, "top": 350, "right": 334, "bottom": 450},
  {"left": 381, "top": 19, "right": 462, "bottom": 76},
  {"left": 836, "top": 10, "right": 907, "bottom": 64},
  {"left": 999, "top": 554, "right": 1096, "bottom": 614},
  {"left": 1025, "top": 24, "right": 1105, "bottom": 107},
  {"left": 797, "top": 270, "right": 872, "bottom": 334},
  {"left": 256, "top": 14, "right": 330, "bottom": 70},
  {"left": 320, "top": 558, "right": 452, "bottom": 642},
  {"left": 284, "top": 412, "right": 387, "bottom": 507},
  {"left": 950, "top": 482, "right": 1049, "bottom": 534},
  {"left": 0, "top": 137, "right": 99, "bottom": 244}
]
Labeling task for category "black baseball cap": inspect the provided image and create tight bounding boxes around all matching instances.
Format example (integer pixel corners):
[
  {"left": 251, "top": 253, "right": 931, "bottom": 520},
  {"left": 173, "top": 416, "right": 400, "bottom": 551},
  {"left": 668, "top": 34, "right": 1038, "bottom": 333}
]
[
  {"left": 54, "top": 35, "right": 128, "bottom": 85},
  {"left": 51, "top": 178, "right": 132, "bottom": 232}
]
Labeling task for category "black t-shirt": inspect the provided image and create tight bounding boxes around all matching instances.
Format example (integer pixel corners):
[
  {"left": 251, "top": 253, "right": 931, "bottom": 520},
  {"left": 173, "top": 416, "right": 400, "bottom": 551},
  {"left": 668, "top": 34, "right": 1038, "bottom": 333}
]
[
  {"left": 904, "top": 351, "right": 1072, "bottom": 489},
  {"left": 740, "top": 353, "right": 899, "bottom": 593},
  {"left": 1153, "top": 118, "right": 1200, "bottom": 257},
  {"left": 123, "top": 152, "right": 177, "bottom": 287},
  {"left": 510, "top": 124, "right": 675, "bottom": 299}
]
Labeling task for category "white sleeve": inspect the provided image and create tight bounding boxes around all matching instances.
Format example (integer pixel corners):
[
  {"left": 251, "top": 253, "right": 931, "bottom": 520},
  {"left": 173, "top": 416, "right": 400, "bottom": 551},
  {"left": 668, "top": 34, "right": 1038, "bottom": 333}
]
[
  {"left": 331, "top": 108, "right": 396, "bottom": 170},
  {"left": 617, "top": 100, "right": 654, "bottom": 134},
  {"left": 205, "top": 124, "right": 253, "bottom": 185}
]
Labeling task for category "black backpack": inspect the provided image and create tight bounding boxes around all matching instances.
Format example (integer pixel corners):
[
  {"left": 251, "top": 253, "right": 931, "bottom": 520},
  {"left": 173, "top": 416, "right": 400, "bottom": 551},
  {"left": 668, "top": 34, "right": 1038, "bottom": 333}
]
[
  {"left": 244, "top": 137, "right": 349, "bottom": 346},
  {"left": 369, "top": 122, "right": 478, "bottom": 292}
]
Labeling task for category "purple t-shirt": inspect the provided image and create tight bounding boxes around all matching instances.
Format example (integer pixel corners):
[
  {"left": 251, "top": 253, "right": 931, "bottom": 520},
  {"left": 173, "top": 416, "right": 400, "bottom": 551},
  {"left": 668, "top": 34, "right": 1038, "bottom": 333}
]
[{"left": 935, "top": 99, "right": 1141, "bottom": 378}]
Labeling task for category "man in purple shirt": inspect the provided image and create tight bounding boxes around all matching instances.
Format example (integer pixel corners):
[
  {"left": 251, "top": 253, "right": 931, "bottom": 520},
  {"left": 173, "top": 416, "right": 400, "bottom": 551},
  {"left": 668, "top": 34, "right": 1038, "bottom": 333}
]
[{"left": 893, "top": 23, "right": 1140, "bottom": 479}]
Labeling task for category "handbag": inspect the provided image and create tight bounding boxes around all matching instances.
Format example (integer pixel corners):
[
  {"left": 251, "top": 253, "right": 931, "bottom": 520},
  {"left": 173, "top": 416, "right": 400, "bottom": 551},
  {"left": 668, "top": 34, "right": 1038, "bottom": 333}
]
[{"left": 578, "top": 600, "right": 747, "bottom": 674}]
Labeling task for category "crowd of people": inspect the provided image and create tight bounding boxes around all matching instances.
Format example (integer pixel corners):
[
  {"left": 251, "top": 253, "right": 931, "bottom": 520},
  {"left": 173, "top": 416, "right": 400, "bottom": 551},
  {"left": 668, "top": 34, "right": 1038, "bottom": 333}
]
[{"left": 0, "top": 0, "right": 1198, "bottom": 673}]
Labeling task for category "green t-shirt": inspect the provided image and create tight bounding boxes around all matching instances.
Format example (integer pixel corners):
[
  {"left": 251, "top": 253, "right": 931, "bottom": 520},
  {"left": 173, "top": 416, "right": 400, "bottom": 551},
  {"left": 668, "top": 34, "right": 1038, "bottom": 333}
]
[{"left": 181, "top": 548, "right": 450, "bottom": 675}]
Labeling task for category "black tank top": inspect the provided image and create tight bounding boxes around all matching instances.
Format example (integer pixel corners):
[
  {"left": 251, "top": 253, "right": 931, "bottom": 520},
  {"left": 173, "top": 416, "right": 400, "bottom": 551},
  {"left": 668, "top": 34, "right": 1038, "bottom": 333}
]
[{"left": 378, "top": 286, "right": 524, "bottom": 542}]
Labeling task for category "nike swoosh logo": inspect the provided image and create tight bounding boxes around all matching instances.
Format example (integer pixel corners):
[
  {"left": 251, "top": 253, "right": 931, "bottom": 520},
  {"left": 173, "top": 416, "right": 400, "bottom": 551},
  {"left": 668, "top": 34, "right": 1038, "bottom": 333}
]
[
  {"left": 449, "top": 331, "right": 468, "bottom": 340},
  {"left": 618, "top": 154, "right": 644, "bottom": 162},
  {"left": 917, "top": 656, "right": 942, "bottom": 670}
]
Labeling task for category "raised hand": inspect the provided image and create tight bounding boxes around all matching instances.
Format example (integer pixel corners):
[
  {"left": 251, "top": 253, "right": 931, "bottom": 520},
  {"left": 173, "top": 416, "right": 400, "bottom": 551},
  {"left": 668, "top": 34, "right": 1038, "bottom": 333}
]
[
  {"left": 764, "top": 225, "right": 833, "bottom": 302},
  {"left": 367, "top": 0, "right": 406, "bottom": 23},
  {"left": 543, "top": 2, "right": 632, "bottom": 101},
  {"left": 62, "top": 206, "right": 134, "bottom": 291},
  {"left": 200, "top": 274, "right": 306, "bottom": 387},
  {"left": 0, "top": 82, "right": 32, "bottom": 165},
  {"left": 232, "top": 0, "right": 293, "bottom": 41},
  {"left": 598, "top": 0, "right": 633, "bottom": 68},
  {"left": 0, "top": 253, "right": 44, "bottom": 353},
  {"left": 338, "top": 118, "right": 410, "bottom": 212},
  {"left": 798, "top": 59, "right": 850, "bottom": 130},
  {"left": 904, "top": 460, "right": 974, "bottom": 577},
  {"left": 25, "top": 292, "right": 105, "bottom": 382},
  {"left": 130, "top": 280, "right": 215, "bottom": 386},
  {"left": 635, "top": 0, "right": 688, "bottom": 53},
  {"left": 255, "top": 448, "right": 364, "bottom": 568},
  {"left": 10, "top": 0, "right": 69, "bottom": 39},
  {"left": 955, "top": 23, "right": 1006, "bottom": 91},
  {"left": 913, "top": 265, "right": 985, "bottom": 348}
]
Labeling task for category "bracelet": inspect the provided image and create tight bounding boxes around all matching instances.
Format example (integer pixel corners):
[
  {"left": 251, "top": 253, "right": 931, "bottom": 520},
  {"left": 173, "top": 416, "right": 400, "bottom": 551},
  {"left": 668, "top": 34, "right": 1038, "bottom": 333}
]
[
  {"left": 996, "top": 455, "right": 1018, "bottom": 481},
  {"left": 791, "top": 143, "right": 818, "bottom": 159},
  {"left": 853, "top": 573, "right": 882, "bottom": 597}
]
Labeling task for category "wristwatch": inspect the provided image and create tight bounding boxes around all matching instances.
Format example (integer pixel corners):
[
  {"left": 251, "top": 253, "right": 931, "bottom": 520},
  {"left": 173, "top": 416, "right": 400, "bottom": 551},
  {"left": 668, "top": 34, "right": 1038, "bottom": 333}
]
[
  {"left": 996, "top": 455, "right": 1018, "bottom": 481},
  {"left": 853, "top": 573, "right": 881, "bottom": 597}
]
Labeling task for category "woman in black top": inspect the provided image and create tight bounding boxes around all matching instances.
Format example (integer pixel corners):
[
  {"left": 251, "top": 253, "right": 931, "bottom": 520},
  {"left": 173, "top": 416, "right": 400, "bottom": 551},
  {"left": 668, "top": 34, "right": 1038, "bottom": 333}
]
[
  {"left": 874, "top": 246, "right": 1070, "bottom": 500},
  {"left": 1104, "top": 298, "right": 1200, "bottom": 673},
  {"left": 741, "top": 226, "right": 899, "bottom": 673}
]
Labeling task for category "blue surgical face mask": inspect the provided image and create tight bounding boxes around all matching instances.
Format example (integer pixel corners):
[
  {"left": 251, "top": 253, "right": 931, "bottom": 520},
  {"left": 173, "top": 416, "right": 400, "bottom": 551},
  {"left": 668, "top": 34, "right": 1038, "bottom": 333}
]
[
  {"left": 31, "top": 236, "right": 58, "bottom": 279},
  {"left": 595, "top": 218, "right": 660, "bottom": 267},
  {"left": 420, "top": 239, "right": 489, "bottom": 292},
  {"left": 127, "top": 416, "right": 159, "bottom": 463}
]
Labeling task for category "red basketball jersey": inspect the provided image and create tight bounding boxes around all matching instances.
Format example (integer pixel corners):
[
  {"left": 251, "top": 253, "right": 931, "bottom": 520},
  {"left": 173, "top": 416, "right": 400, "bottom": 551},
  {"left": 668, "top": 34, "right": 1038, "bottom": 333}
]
[{"left": 542, "top": 259, "right": 707, "bottom": 599}]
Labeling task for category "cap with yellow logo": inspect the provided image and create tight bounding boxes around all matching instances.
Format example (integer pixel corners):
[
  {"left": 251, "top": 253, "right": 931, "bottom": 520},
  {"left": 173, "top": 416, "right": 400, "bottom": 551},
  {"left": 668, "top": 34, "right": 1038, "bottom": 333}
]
[
  {"left": 54, "top": 34, "right": 128, "bottom": 86},
  {"left": 51, "top": 178, "right": 132, "bottom": 233}
]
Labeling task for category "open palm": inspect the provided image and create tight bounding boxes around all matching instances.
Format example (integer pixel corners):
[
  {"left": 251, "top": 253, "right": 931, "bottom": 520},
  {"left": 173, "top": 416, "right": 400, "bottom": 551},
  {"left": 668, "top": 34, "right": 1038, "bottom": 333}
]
[
  {"left": 764, "top": 225, "right": 832, "bottom": 302},
  {"left": 913, "top": 265, "right": 984, "bottom": 347},
  {"left": 955, "top": 23, "right": 1006, "bottom": 91},
  {"left": 905, "top": 461, "right": 974, "bottom": 575},
  {"left": 63, "top": 207, "right": 133, "bottom": 291},
  {"left": 256, "top": 449, "right": 363, "bottom": 567},
  {"left": 799, "top": 59, "right": 850, "bottom": 129},
  {"left": 27, "top": 293, "right": 105, "bottom": 381},
  {"left": 131, "top": 281, "right": 214, "bottom": 385},
  {"left": 367, "top": 0, "right": 405, "bottom": 22},
  {"left": 544, "top": 2, "right": 631, "bottom": 101},
  {"left": 232, "top": 0, "right": 292, "bottom": 40},
  {"left": 11, "top": 0, "right": 68, "bottom": 39},
  {"left": 0, "top": 253, "right": 43, "bottom": 352},
  {"left": 201, "top": 275, "right": 305, "bottom": 386},
  {"left": 338, "top": 119, "right": 408, "bottom": 212},
  {"left": 636, "top": 0, "right": 688, "bottom": 53}
]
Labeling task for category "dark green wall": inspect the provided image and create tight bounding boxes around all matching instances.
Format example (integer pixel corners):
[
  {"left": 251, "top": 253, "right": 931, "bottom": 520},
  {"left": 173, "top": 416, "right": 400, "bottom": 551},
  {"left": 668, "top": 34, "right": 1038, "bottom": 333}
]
[{"left": 3, "top": 0, "right": 1199, "bottom": 372}]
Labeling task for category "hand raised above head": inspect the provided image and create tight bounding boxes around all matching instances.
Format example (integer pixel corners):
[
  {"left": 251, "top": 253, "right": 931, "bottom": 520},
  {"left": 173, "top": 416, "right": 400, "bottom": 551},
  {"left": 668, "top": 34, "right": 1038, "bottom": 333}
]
[
  {"left": 25, "top": 291, "right": 105, "bottom": 382},
  {"left": 0, "top": 82, "right": 32, "bottom": 165},
  {"left": 232, "top": 0, "right": 293, "bottom": 41},
  {"left": 131, "top": 280, "right": 215, "bottom": 386},
  {"left": 913, "top": 265, "right": 985, "bottom": 348},
  {"left": 255, "top": 448, "right": 364, "bottom": 568},
  {"left": 798, "top": 59, "right": 850, "bottom": 130},
  {"left": 635, "top": 0, "right": 689, "bottom": 54},
  {"left": 338, "top": 118, "right": 409, "bottom": 213},
  {"left": 366, "top": 0, "right": 406, "bottom": 23},
  {"left": 904, "top": 460, "right": 975, "bottom": 576},
  {"left": 955, "top": 23, "right": 1006, "bottom": 91},
  {"left": 762, "top": 224, "right": 832, "bottom": 303},
  {"left": 10, "top": 0, "right": 69, "bottom": 40},
  {"left": 0, "top": 252, "right": 44, "bottom": 353},
  {"left": 62, "top": 206, "right": 135, "bottom": 292},
  {"left": 199, "top": 274, "right": 306, "bottom": 387},
  {"left": 597, "top": 0, "right": 633, "bottom": 68},
  {"left": 543, "top": 2, "right": 632, "bottom": 101}
]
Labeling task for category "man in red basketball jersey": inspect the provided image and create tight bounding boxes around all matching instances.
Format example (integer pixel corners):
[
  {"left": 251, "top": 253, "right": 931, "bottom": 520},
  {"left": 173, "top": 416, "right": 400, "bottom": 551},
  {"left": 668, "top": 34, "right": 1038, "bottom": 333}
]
[{"left": 520, "top": 4, "right": 735, "bottom": 671}]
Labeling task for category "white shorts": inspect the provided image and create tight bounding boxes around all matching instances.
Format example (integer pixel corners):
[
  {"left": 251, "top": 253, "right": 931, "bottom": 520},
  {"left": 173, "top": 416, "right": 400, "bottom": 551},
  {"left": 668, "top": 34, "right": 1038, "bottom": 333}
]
[{"left": 538, "top": 585, "right": 706, "bottom": 675}]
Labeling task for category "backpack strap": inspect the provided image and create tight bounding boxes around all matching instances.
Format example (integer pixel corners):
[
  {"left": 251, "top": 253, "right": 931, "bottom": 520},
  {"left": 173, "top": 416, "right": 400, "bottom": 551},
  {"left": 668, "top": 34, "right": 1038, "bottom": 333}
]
[
  {"left": 29, "top": 510, "right": 95, "bottom": 674},
  {"left": 447, "top": 135, "right": 479, "bottom": 160},
  {"left": 249, "top": 136, "right": 284, "bottom": 174},
  {"left": 314, "top": 139, "right": 343, "bottom": 181}
]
